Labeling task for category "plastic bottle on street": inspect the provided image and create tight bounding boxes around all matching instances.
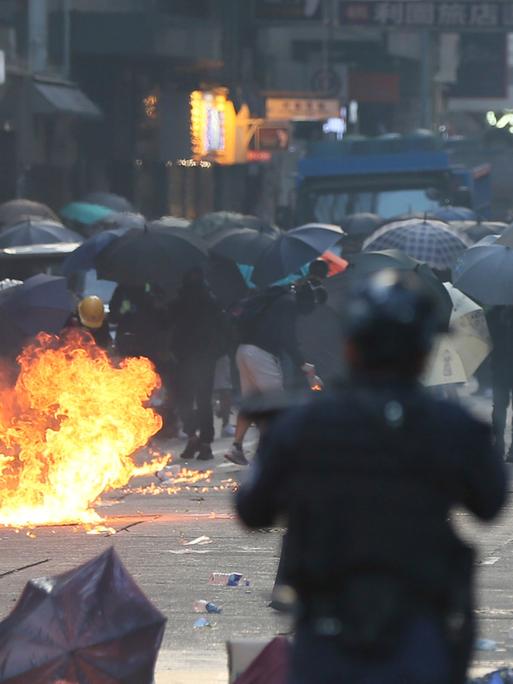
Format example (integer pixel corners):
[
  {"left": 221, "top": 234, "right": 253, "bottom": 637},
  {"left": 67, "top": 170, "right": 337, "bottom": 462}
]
[
  {"left": 193, "top": 600, "right": 222, "bottom": 614},
  {"left": 193, "top": 617, "right": 211, "bottom": 629},
  {"left": 208, "top": 572, "right": 243, "bottom": 586}
]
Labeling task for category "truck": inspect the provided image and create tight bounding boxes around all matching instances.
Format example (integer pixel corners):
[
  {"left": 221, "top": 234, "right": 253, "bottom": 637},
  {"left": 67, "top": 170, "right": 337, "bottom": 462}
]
[{"left": 291, "top": 134, "right": 492, "bottom": 228}]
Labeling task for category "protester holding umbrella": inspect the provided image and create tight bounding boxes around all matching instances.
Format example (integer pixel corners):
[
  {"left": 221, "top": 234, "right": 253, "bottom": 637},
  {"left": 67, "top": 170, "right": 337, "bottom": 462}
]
[
  {"left": 236, "top": 270, "right": 506, "bottom": 684},
  {"left": 170, "top": 268, "right": 229, "bottom": 461},
  {"left": 225, "top": 283, "right": 324, "bottom": 466}
]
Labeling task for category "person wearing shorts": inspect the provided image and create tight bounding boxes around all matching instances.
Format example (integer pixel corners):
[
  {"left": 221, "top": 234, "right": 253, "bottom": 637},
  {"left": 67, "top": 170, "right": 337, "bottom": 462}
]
[{"left": 225, "top": 285, "right": 321, "bottom": 466}]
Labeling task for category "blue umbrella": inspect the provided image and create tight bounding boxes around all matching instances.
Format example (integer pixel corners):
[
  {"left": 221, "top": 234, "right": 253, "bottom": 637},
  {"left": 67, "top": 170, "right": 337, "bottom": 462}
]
[
  {"left": 0, "top": 274, "right": 75, "bottom": 337},
  {"left": 431, "top": 206, "right": 476, "bottom": 221},
  {"left": 251, "top": 223, "right": 344, "bottom": 287},
  {"left": 61, "top": 202, "right": 115, "bottom": 226},
  {"left": 0, "top": 218, "right": 82, "bottom": 247},
  {"left": 61, "top": 228, "right": 127, "bottom": 275}
]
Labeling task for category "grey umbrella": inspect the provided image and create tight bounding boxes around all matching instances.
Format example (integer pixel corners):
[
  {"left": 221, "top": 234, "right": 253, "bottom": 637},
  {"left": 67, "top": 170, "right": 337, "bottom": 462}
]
[
  {"left": 84, "top": 191, "right": 133, "bottom": 213},
  {"left": 0, "top": 199, "right": 59, "bottom": 227},
  {"left": 0, "top": 218, "right": 82, "bottom": 247},
  {"left": 190, "top": 211, "right": 278, "bottom": 240},
  {"left": 453, "top": 242, "right": 513, "bottom": 306}
]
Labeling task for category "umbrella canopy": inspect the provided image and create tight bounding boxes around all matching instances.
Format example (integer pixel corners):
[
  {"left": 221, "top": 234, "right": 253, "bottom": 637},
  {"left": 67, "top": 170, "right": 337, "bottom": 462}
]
[
  {"left": 496, "top": 224, "right": 513, "bottom": 247},
  {"left": 450, "top": 220, "right": 507, "bottom": 244},
  {"left": 0, "top": 199, "right": 59, "bottom": 227},
  {"left": 0, "top": 547, "right": 166, "bottom": 684},
  {"left": 151, "top": 216, "right": 191, "bottom": 229},
  {"left": 209, "top": 228, "right": 277, "bottom": 264},
  {"left": 60, "top": 228, "right": 127, "bottom": 275},
  {"left": 61, "top": 202, "right": 115, "bottom": 226},
  {"left": 251, "top": 223, "right": 344, "bottom": 287},
  {"left": 324, "top": 249, "right": 453, "bottom": 331},
  {"left": 83, "top": 191, "right": 133, "bottom": 213},
  {"left": 0, "top": 219, "right": 82, "bottom": 248},
  {"left": 363, "top": 218, "right": 470, "bottom": 271},
  {"left": 206, "top": 254, "right": 249, "bottom": 308},
  {"left": 452, "top": 243, "right": 513, "bottom": 306},
  {"left": 190, "top": 211, "right": 279, "bottom": 240},
  {"left": 0, "top": 274, "right": 74, "bottom": 338},
  {"left": 431, "top": 206, "right": 477, "bottom": 221},
  {"left": 341, "top": 213, "right": 382, "bottom": 237},
  {"left": 423, "top": 283, "right": 491, "bottom": 386},
  {"left": 90, "top": 211, "right": 146, "bottom": 235},
  {"left": 95, "top": 225, "right": 208, "bottom": 291}
]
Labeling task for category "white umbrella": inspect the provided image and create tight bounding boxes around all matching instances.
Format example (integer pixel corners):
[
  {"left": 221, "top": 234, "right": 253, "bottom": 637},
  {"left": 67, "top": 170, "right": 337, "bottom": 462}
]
[{"left": 423, "top": 283, "right": 491, "bottom": 387}]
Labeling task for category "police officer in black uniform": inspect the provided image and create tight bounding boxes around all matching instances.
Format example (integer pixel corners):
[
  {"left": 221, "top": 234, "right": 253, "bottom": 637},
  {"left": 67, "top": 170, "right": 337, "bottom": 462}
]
[{"left": 236, "top": 270, "right": 507, "bottom": 684}]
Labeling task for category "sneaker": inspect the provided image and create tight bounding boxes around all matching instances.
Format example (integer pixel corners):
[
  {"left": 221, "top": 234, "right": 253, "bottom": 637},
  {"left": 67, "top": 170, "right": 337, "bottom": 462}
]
[
  {"left": 197, "top": 443, "right": 214, "bottom": 460},
  {"left": 224, "top": 443, "right": 248, "bottom": 466},
  {"left": 180, "top": 436, "right": 200, "bottom": 460},
  {"left": 221, "top": 424, "right": 236, "bottom": 438}
]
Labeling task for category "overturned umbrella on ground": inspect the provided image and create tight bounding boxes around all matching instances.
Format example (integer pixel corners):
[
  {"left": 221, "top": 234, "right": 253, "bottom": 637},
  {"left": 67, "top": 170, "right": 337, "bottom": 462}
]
[
  {"left": 363, "top": 218, "right": 470, "bottom": 272},
  {"left": 0, "top": 199, "right": 59, "bottom": 227},
  {"left": 0, "top": 218, "right": 82, "bottom": 248},
  {"left": 251, "top": 223, "right": 344, "bottom": 287},
  {"left": 95, "top": 225, "right": 208, "bottom": 292},
  {"left": 0, "top": 547, "right": 166, "bottom": 684}
]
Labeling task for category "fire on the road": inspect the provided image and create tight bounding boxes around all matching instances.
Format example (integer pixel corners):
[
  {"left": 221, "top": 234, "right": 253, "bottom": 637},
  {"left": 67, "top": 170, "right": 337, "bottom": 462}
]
[{"left": 0, "top": 331, "right": 205, "bottom": 529}]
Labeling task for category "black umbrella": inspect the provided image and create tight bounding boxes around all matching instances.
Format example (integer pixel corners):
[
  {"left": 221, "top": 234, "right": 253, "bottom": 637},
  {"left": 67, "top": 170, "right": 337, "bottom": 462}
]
[
  {"left": 450, "top": 220, "right": 508, "bottom": 245},
  {"left": 61, "top": 228, "right": 127, "bottom": 274},
  {"left": 89, "top": 211, "right": 146, "bottom": 236},
  {"left": 341, "top": 213, "right": 382, "bottom": 237},
  {"left": 190, "top": 211, "right": 279, "bottom": 240},
  {"left": 0, "top": 274, "right": 75, "bottom": 337},
  {"left": 0, "top": 547, "right": 166, "bottom": 683},
  {"left": 206, "top": 254, "right": 249, "bottom": 308},
  {"left": 0, "top": 218, "right": 82, "bottom": 247},
  {"left": 84, "top": 191, "right": 133, "bottom": 213},
  {"left": 151, "top": 216, "right": 191, "bottom": 229},
  {"left": 95, "top": 225, "right": 208, "bottom": 291},
  {"left": 251, "top": 223, "right": 344, "bottom": 287},
  {"left": 325, "top": 250, "right": 452, "bottom": 331},
  {"left": 0, "top": 199, "right": 59, "bottom": 227},
  {"left": 209, "top": 228, "right": 278, "bottom": 264}
]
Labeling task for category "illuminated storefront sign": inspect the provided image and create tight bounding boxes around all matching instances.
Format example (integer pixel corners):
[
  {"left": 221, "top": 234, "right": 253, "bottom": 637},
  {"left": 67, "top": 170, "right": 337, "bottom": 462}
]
[{"left": 190, "top": 89, "right": 236, "bottom": 164}]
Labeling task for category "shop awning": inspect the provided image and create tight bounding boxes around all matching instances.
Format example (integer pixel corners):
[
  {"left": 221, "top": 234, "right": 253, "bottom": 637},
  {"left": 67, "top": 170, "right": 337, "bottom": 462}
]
[{"left": 32, "top": 79, "right": 101, "bottom": 119}]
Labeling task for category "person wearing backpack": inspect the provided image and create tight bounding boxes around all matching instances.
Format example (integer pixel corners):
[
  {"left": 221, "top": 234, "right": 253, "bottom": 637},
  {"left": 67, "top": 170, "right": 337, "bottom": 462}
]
[{"left": 225, "top": 283, "right": 323, "bottom": 466}]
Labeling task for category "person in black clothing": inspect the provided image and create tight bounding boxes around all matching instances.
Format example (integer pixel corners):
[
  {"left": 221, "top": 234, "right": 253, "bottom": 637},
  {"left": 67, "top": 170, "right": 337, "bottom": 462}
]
[
  {"left": 486, "top": 306, "right": 513, "bottom": 460},
  {"left": 236, "top": 270, "right": 506, "bottom": 684},
  {"left": 225, "top": 283, "right": 323, "bottom": 466},
  {"left": 170, "top": 268, "right": 228, "bottom": 461}
]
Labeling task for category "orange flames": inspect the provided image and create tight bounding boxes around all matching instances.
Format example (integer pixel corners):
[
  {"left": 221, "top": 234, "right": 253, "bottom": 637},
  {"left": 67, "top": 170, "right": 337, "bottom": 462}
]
[{"left": 0, "top": 330, "right": 165, "bottom": 528}]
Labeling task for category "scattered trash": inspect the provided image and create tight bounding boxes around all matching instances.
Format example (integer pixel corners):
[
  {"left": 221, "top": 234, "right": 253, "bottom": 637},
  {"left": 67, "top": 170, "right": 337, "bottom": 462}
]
[
  {"left": 166, "top": 549, "right": 211, "bottom": 555},
  {"left": 155, "top": 464, "right": 181, "bottom": 482},
  {"left": 475, "top": 638, "right": 498, "bottom": 651},
  {"left": 185, "top": 535, "right": 212, "bottom": 546},
  {"left": 193, "top": 617, "right": 211, "bottom": 629},
  {"left": 193, "top": 600, "right": 222, "bottom": 614},
  {"left": 209, "top": 572, "right": 243, "bottom": 586}
]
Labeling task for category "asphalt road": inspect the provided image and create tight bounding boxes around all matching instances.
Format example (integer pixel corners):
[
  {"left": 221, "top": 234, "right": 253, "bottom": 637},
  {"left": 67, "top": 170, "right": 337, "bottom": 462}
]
[{"left": 0, "top": 397, "right": 512, "bottom": 683}]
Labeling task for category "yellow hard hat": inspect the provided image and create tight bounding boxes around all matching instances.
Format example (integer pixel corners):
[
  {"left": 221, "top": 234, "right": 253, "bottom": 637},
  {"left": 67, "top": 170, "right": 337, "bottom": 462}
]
[{"left": 78, "top": 295, "right": 105, "bottom": 329}]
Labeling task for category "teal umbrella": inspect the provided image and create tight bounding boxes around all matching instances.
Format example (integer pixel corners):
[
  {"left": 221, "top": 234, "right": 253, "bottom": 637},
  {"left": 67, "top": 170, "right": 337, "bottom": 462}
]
[{"left": 61, "top": 202, "right": 115, "bottom": 226}]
